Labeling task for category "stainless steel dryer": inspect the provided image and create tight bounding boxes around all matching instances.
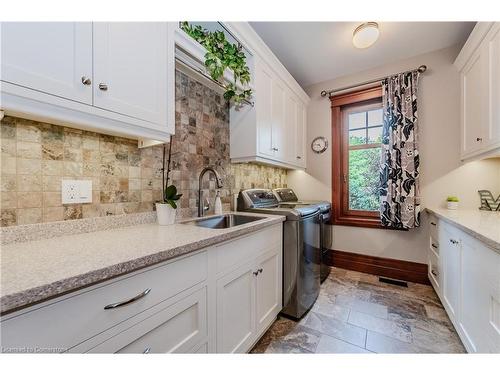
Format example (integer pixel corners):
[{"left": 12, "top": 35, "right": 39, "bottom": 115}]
[
  {"left": 273, "top": 188, "right": 332, "bottom": 283},
  {"left": 237, "top": 189, "right": 321, "bottom": 319}
]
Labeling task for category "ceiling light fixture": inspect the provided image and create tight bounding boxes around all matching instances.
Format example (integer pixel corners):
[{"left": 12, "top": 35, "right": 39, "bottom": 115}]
[{"left": 352, "top": 22, "right": 379, "bottom": 49}]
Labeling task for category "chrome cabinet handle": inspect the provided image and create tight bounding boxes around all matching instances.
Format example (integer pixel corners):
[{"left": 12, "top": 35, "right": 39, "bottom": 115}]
[
  {"left": 296, "top": 156, "right": 302, "bottom": 159},
  {"left": 431, "top": 270, "right": 438, "bottom": 277},
  {"left": 449, "top": 239, "right": 459, "bottom": 245},
  {"left": 143, "top": 347, "right": 151, "bottom": 354},
  {"left": 431, "top": 243, "right": 438, "bottom": 249},
  {"left": 476, "top": 137, "right": 483, "bottom": 142},
  {"left": 430, "top": 222, "right": 437, "bottom": 226},
  {"left": 81, "top": 76, "right": 91, "bottom": 85},
  {"left": 272, "top": 147, "right": 279, "bottom": 151},
  {"left": 99, "top": 83, "right": 108, "bottom": 91},
  {"left": 104, "top": 288, "right": 151, "bottom": 310}
]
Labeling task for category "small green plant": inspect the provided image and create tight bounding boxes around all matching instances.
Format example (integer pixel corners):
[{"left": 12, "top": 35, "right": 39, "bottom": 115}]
[
  {"left": 446, "top": 196, "right": 459, "bottom": 202},
  {"left": 180, "top": 22, "right": 252, "bottom": 104},
  {"left": 164, "top": 185, "right": 182, "bottom": 209},
  {"left": 161, "top": 135, "right": 182, "bottom": 209}
]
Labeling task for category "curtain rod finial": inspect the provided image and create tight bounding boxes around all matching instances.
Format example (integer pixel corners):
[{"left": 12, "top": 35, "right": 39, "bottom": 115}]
[
  {"left": 417, "top": 65, "right": 427, "bottom": 73},
  {"left": 320, "top": 90, "right": 328, "bottom": 97}
]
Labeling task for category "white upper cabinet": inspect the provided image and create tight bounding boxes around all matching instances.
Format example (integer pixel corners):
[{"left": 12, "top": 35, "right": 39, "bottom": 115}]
[
  {"left": 221, "top": 22, "right": 309, "bottom": 170},
  {"left": 455, "top": 22, "right": 500, "bottom": 160},
  {"left": 1, "top": 22, "right": 175, "bottom": 143},
  {"left": 256, "top": 61, "right": 275, "bottom": 159},
  {"left": 295, "top": 101, "right": 307, "bottom": 168},
  {"left": 271, "top": 77, "right": 286, "bottom": 161},
  {"left": 93, "top": 23, "right": 168, "bottom": 128},
  {"left": 1, "top": 22, "right": 93, "bottom": 104}
]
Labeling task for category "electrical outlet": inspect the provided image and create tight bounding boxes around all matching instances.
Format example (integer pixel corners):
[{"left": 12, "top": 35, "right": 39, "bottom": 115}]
[{"left": 62, "top": 180, "right": 92, "bottom": 204}]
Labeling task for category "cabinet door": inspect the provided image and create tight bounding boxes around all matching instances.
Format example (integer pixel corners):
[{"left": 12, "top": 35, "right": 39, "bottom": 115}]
[
  {"left": 255, "top": 249, "right": 282, "bottom": 334},
  {"left": 93, "top": 22, "right": 168, "bottom": 127},
  {"left": 460, "top": 234, "right": 500, "bottom": 353},
  {"left": 295, "top": 101, "right": 307, "bottom": 168},
  {"left": 486, "top": 24, "right": 500, "bottom": 147},
  {"left": 256, "top": 61, "right": 275, "bottom": 158},
  {"left": 285, "top": 92, "right": 298, "bottom": 164},
  {"left": 439, "top": 225, "right": 462, "bottom": 321},
  {"left": 88, "top": 287, "right": 207, "bottom": 353},
  {"left": 271, "top": 79, "right": 286, "bottom": 161},
  {"left": 461, "top": 44, "right": 489, "bottom": 156},
  {"left": 1, "top": 22, "right": 93, "bottom": 104},
  {"left": 216, "top": 261, "right": 256, "bottom": 353}
]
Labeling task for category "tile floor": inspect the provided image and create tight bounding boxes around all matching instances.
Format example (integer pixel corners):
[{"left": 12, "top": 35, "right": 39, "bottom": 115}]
[{"left": 251, "top": 267, "right": 465, "bottom": 354}]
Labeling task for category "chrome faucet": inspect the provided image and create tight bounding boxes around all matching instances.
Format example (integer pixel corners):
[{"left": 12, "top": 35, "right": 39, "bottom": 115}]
[{"left": 198, "top": 166, "right": 223, "bottom": 217}]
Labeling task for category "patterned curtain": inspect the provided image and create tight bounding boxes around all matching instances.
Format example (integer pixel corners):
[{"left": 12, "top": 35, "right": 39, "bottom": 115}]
[{"left": 379, "top": 71, "right": 420, "bottom": 229}]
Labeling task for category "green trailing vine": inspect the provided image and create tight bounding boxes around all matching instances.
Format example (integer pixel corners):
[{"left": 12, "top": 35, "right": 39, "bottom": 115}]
[{"left": 180, "top": 22, "right": 252, "bottom": 104}]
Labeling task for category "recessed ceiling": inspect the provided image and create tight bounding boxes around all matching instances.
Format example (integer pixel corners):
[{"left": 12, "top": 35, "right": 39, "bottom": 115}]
[{"left": 250, "top": 22, "right": 475, "bottom": 88}]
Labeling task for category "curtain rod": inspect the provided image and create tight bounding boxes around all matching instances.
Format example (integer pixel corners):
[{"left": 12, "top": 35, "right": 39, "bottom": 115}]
[
  {"left": 320, "top": 65, "right": 427, "bottom": 98},
  {"left": 175, "top": 56, "right": 255, "bottom": 107}
]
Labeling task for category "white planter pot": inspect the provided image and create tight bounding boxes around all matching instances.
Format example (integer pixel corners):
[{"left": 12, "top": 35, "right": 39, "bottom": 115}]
[
  {"left": 447, "top": 201, "right": 459, "bottom": 210},
  {"left": 156, "top": 203, "right": 176, "bottom": 225}
]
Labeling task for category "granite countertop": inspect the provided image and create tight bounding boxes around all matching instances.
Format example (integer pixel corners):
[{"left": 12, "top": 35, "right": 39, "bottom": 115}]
[
  {"left": 426, "top": 207, "right": 500, "bottom": 252},
  {"left": 0, "top": 212, "right": 285, "bottom": 314}
]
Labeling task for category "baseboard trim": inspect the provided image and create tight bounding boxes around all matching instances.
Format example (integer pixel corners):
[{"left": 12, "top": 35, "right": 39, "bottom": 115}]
[{"left": 325, "top": 249, "right": 430, "bottom": 285}]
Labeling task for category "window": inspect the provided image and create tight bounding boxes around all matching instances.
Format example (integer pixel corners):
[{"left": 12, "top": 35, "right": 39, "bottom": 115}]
[{"left": 330, "top": 87, "right": 383, "bottom": 228}]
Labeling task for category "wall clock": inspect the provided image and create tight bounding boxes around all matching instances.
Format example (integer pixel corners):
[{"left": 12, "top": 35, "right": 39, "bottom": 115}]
[{"left": 311, "top": 136, "right": 328, "bottom": 154}]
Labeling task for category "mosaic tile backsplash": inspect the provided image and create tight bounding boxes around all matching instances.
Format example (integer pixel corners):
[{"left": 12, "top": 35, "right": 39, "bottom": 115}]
[{"left": 0, "top": 70, "right": 287, "bottom": 226}]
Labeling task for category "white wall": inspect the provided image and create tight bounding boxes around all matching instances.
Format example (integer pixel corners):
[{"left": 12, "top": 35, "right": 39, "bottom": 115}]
[{"left": 288, "top": 45, "right": 500, "bottom": 263}]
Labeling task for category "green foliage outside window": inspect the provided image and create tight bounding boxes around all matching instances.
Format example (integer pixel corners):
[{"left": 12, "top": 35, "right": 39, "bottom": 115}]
[{"left": 348, "top": 135, "right": 381, "bottom": 212}]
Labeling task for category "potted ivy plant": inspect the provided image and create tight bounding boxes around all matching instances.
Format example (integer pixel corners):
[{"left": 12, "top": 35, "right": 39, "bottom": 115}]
[
  {"left": 156, "top": 135, "right": 182, "bottom": 225},
  {"left": 446, "top": 196, "right": 459, "bottom": 210},
  {"left": 180, "top": 22, "right": 252, "bottom": 105}
]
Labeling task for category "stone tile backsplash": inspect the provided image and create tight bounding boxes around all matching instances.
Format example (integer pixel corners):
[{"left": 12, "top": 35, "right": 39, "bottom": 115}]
[{"left": 0, "top": 70, "right": 287, "bottom": 226}]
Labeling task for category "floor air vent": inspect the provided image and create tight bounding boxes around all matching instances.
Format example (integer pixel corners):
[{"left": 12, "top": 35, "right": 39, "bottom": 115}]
[{"left": 378, "top": 277, "right": 408, "bottom": 287}]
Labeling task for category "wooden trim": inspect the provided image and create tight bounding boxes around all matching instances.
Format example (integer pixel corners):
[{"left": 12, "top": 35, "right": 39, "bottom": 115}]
[
  {"left": 331, "top": 86, "right": 383, "bottom": 228},
  {"left": 330, "top": 86, "right": 382, "bottom": 107},
  {"left": 324, "top": 249, "right": 430, "bottom": 285}
]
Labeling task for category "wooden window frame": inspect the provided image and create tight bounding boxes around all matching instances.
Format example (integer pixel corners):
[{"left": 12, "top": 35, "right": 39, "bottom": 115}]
[{"left": 330, "top": 86, "right": 383, "bottom": 228}]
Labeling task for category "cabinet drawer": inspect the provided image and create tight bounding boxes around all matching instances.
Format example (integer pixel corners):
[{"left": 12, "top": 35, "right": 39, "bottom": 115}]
[
  {"left": 429, "top": 215, "right": 439, "bottom": 240},
  {"left": 87, "top": 285, "right": 207, "bottom": 353},
  {"left": 215, "top": 224, "right": 281, "bottom": 275},
  {"left": 428, "top": 249, "right": 440, "bottom": 291},
  {"left": 0, "top": 251, "right": 207, "bottom": 352},
  {"left": 430, "top": 238, "right": 440, "bottom": 255}
]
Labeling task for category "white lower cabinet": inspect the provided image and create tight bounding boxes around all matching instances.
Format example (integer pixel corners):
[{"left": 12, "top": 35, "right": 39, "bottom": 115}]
[
  {"left": 440, "top": 224, "right": 462, "bottom": 321},
  {"left": 460, "top": 233, "right": 500, "bottom": 353},
  {"left": 429, "top": 218, "right": 500, "bottom": 353},
  {"left": 216, "top": 246, "right": 282, "bottom": 353},
  {"left": 216, "top": 260, "right": 256, "bottom": 353},
  {"left": 0, "top": 223, "right": 282, "bottom": 354},
  {"left": 255, "top": 249, "right": 282, "bottom": 334},
  {"left": 88, "top": 285, "right": 208, "bottom": 353}
]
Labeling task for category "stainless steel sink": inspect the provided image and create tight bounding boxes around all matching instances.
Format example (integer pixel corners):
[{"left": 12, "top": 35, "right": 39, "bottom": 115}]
[{"left": 182, "top": 214, "right": 266, "bottom": 229}]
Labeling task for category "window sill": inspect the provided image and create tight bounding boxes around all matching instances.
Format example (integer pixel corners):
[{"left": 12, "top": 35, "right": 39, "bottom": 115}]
[{"left": 331, "top": 215, "right": 382, "bottom": 229}]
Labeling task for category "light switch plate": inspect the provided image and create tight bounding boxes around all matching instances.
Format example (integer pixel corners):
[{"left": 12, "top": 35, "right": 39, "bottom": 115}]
[{"left": 62, "top": 180, "right": 92, "bottom": 204}]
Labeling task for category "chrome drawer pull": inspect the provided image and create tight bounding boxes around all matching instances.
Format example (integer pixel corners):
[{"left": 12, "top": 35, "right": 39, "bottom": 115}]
[
  {"left": 430, "top": 222, "right": 437, "bottom": 226},
  {"left": 431, "top": 244, "right": 438, "bottom": 249},
  {"left": 104, "top": 288, "right": 151, "bottom": 310},
  {"left": 143, "top": 347, "right": 151, "bottom": 354},
  {"left": 431, "top": 270, "right": 438, "bottom": 277}
]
